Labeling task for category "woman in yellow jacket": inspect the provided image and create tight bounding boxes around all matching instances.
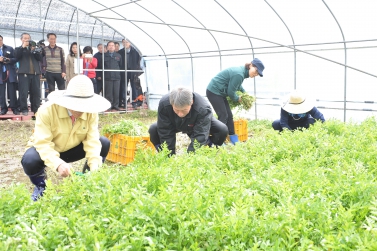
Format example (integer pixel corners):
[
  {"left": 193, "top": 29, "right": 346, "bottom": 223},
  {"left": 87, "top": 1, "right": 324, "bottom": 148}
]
[{"left": 21, "top": 75, "right": 111, "bottom": 201}]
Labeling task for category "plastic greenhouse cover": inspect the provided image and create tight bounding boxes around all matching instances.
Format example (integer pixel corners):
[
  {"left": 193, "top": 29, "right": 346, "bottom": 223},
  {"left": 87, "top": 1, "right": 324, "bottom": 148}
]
[{"left": 1, "top": 0, "right": 377, "bottom": 121}]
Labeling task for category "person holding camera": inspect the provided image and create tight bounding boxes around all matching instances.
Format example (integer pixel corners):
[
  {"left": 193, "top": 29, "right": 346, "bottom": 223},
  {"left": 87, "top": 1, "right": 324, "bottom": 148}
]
[
  {"left": 0, "top": 35, "right": 20, "bottom": 115},
  {"left": 14, "top": 33, "right": 43, "bottom": 116},
  {"left": 44, "top": 33, "right": 66, "bottom": 92},
  {"left": 82, "top": 46, "right": 98, "bottom": 94}
]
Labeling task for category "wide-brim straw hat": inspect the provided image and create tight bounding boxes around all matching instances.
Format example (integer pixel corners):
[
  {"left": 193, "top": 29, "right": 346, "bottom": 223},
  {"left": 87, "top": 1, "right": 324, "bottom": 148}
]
[
  {"left": 281, "top": 90, "right": 315, "bottom": 114},
  {"left": 46, "top": 75, "right": 111, "bottom": 113}
]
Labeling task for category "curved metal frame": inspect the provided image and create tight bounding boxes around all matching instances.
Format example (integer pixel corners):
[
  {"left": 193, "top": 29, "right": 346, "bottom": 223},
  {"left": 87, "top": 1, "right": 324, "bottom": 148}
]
[
  {"left": 91, "top": 0, "right": 170, "bottom": 109},
  {"left": 42, "top": 0, "right": 53, "bottom": 38},
  {"left": 13, "top": 0, "right": 22, "bottom": 46},
  {"left": 322, "top": 0, "right": 348, "bottom": 122},
  {"left": 133, "top": 1, "right": 194, "bottom": 92},
  {"left": 172, "top": 0, "right": 223, "bottom": 71},
  {"left": 214, "top": 0, "right": 258, "bottom": 117},
  {"left": 264, "top": 0, "right": 296, "bottom": 89},
  {"left": 4, "top": 0, "right": 376, "bottom": 121},
  {"left": 67, "top": 8, "right": 76, "bottom": 48},
  {"left": 90, "top": 20, "right": 97, "bottom": 47},
  {"left": 93, "top": 17, "right": 376, "bottom": 78}
]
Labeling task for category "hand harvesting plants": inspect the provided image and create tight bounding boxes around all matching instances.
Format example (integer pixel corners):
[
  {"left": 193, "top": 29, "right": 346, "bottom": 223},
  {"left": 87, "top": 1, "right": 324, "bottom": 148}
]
[
  {"left": 206, "top": 58, "right": 264, "bottom": 144},
  {"left": 226, "top": 91, "right": 255, "bottom": 110},
  {"left": 21, "top": 75, "right": 111, "bottom": 201}
]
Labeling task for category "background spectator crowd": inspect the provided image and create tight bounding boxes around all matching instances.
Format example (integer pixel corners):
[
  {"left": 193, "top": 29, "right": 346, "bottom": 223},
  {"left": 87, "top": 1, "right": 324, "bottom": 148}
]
[{"left": 0, "top": 33, "right": 143, "bottom": 116}]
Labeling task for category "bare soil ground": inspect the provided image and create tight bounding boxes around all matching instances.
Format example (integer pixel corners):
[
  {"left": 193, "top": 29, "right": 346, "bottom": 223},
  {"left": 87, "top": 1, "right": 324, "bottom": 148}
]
[
  {"left": 0, "top": 120, "right": 34, "bottom": 189},
  {"left": 0, "top": 110, "right": 191, "bottom": 191}
]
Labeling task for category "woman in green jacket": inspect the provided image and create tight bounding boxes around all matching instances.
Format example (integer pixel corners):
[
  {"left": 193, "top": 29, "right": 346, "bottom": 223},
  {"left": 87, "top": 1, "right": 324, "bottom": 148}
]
[{"left": 206, "top": 58, "right": 264, "bottom": 144}]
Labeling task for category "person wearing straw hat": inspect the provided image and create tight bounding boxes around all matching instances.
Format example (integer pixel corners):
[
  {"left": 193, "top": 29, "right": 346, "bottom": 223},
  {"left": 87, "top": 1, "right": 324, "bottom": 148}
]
[
  {"left": 21, "top": 75, "right": 111, "bottom": 201},
  {"left": 272, "top": 90, "right": 325, "bottom": 132},
  {"left": 206, "top": 58, "right": 264, "bottom": 144}
]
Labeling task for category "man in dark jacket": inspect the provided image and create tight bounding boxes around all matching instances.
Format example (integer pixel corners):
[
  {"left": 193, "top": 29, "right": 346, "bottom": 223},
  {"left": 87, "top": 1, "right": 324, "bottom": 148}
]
[
  {"left": 93, "top": 43, "right": 104, "bottom": 95},
  {"left": 103, "top": 41, "right": 122, "bottom": 110},
  {"left": 0, "top": 35, "right": 19, "bottom": 115},
  {"left": 14, "top": 33, "right": 42, "bottom": 116},
  {"left": 118, "top": 39, "right": 141, "bottom": 108},
  {"left": 149, "top": 87, "right": 228, "bottom": 155}
]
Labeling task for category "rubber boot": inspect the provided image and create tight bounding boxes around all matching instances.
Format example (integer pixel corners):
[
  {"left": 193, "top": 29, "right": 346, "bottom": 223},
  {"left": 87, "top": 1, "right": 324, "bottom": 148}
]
[
  {"left": 29, "top": 170, "right": 47, "bottom": 201},
  {"left": 154, "top": 144, "right": 161, "bottom": 151},
  {"left": 229, "top": 134, "right": 239, "bottom": 145},
  {"left": 82, "top": 161, "right": 90, "bottom": 173},
  {"left": 207, "top": 138, "right": 213, "bottom": 147}
]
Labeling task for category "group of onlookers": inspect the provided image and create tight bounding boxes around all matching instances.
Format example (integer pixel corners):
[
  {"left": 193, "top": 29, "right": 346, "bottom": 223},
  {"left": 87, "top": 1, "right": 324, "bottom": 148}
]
[
  {"left": 65, "top": 39, "right": 142, "bottom": 111},
  {"left": 0, "top": 33, "right": 142, "bottom": 116}
]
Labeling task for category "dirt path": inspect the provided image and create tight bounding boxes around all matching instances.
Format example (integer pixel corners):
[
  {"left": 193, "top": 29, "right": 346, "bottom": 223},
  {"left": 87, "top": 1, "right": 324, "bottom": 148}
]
[
  {"left": 0, "top": 115, "right": 190, "bottom": 190},
  {"left": 0, "top": 120, "right": 34, "bottom": 189}
]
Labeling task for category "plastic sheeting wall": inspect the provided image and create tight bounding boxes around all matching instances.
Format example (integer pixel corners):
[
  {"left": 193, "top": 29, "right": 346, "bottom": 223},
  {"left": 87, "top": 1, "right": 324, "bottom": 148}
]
[{"left": 2, "top": 0, "right": 377, "bottom": 121}]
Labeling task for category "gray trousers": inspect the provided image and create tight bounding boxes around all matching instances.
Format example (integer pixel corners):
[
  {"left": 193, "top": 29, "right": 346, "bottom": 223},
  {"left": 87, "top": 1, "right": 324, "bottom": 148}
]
[{"left": 104, "top": 80, "right": 120, "bottom": 109}]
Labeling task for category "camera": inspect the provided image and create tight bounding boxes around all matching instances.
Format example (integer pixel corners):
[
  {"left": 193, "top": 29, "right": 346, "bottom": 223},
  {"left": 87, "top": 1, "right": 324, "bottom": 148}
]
[
  {"left": 28, "top": 39, "right": 45, "bottom": 54},
  {"left": 1, "top": 51, "right": 11, "bottom": 63}
]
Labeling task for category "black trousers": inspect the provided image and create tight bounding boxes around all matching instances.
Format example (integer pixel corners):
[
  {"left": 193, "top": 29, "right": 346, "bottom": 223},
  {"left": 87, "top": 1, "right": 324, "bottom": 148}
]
[
  {"left": 1, "top": 72, "right": 19, "bottom": 113},
  {"left": 0, "top": 74, "right": 7, "bottom": 113},
  {"left": 119, "top": 72, "right": 127, "bottom": 105},
  {"left": 105, "top": 80, "right": 120, "bottom": 108},
  {"left": 97, "top": 77, "right": 103, "bottom": 95},
  {"left": 119, "top": 72, "right": 138, "bottom": 105},
  {"left": 148, "top": 116, "right": 228, "bottom": 147},
  {"left": 21, "top": 136, "right": 110, "bottom": 176},
  {"left": 18, "top": 73, "right": 40, "bottom": 113},
  {"left": 206, "top": 89, "right": 235, "bottom": 135},
  {"left": 272, "top": 118, "right": 316, "bottom": 132},
  {"left": 89, "top": 77, "right": 98, "bottom": 94},
  {"left": 46, "top": 72, "right": 65, "bottom": 92},
  {"left": 7, "top": 82, "right": 19, "bottom": 112}
]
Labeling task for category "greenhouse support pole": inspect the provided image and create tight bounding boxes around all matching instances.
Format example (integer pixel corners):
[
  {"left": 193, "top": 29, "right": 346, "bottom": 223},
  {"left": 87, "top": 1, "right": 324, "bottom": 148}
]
[
  {"left": 125, "top": 43, "right": 128, "bottom": 112},
  {"left": 166, "top": 59, "right": 170, "bottom": 92},
  {"left": 143, "top": 58, "right": 149, "bottom": 108},
  {"left": 322, "top": 0, "right": 347, "bottom": 122},
  {"left": 75, "top": 6, "right": 80, "bottom": 85},
  {"left": 101, "top": 22, "right": 105, "bottom": 99}
]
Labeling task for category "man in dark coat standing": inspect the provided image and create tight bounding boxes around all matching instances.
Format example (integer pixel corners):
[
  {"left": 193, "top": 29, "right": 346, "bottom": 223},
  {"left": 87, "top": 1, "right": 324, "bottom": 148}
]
[
  {"left": 0, "top": 35, "right": 19, "bottom": 115},
  {"left": 118, "top": 39, "right": 141, "bottom": 108},
  {"left": 93, "top": 43, "right": 104, "bottom": 95},
  {"left": 149, "top": 87, "right": 228, "bottom": 155},
  {"left": 14, "top": 33, "right": 43, "bottom": 116},
  {"left": 103, "top": 41, "right": 122, "bottom": 110}
]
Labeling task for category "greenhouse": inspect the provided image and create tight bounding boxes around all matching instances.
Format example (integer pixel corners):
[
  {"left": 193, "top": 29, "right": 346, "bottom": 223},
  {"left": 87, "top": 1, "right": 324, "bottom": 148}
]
[
  {"left": 1, "top": 0, "right": 377, "bottom": 250},
  {"left": 1, "top": 0, "right": 376, "bottom": 121}
]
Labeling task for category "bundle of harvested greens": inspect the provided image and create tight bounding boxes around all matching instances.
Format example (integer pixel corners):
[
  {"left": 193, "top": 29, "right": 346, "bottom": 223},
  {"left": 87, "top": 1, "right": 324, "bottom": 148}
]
[
  {"left": 227, "top": 91, "right": 255, "bottom": 110},
  {"left": 102, "top": 119, "right": 149, "bottom": 136}
]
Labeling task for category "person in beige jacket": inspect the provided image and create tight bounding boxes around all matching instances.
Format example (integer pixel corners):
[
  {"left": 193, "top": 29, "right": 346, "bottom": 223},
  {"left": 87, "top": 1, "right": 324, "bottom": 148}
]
[
  {"left": 21, "top": 75, "right": 111, "bottom": 201},
  {"left": 65, "top": 42, "right": 81, "bottom": 84}
]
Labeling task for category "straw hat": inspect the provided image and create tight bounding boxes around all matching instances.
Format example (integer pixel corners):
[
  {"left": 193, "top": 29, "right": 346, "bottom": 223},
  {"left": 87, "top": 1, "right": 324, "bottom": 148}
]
[
  {"left": 46, "top": 75, "right": 111, "bottom": 113},
  {"left": 281, "top": 90, "right": 314, "bottom": 114}
]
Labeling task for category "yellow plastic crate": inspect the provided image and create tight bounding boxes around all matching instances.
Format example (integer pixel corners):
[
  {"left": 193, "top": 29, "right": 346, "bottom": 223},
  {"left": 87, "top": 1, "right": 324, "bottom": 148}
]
[
  {"left": 227, "top": 119, "right": 248, "bottom": 142},
  {"left": 106, "top": 134, "right": 154, "bottom": 165}
]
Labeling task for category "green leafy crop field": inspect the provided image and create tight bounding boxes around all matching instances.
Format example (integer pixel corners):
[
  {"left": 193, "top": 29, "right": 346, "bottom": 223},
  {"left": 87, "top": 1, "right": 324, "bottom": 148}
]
[{"left": 1, "top": 117, "right": 377, "bottom": 250}]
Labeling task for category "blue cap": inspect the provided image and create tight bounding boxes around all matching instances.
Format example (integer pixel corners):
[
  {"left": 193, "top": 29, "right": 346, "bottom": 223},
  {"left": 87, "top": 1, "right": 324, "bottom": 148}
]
[{"left": 251, "top": 58, "right": 264, "bottom": 77}]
